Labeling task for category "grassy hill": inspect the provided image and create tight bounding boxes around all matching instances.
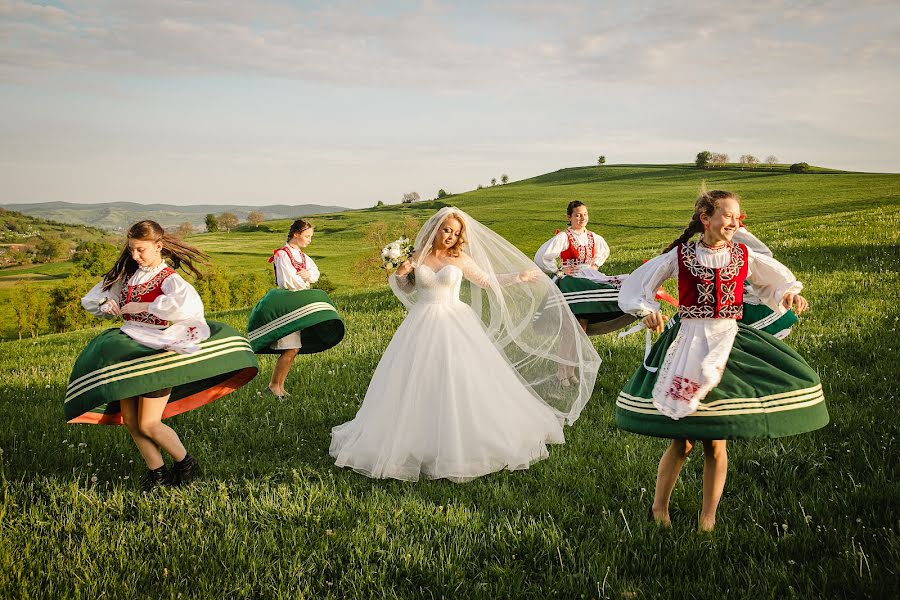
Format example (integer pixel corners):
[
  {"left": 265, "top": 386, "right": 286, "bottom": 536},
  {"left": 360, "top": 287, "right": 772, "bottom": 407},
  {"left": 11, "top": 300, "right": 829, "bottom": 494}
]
[
  {"left": 189, "top": 164, "right": 900, "bottom": 292},
  {"left": 0, "top": 201, "right": 349, "bottom": 232},
  {"left": 1, "top": 164, "right": 898, "bottom": 597}
]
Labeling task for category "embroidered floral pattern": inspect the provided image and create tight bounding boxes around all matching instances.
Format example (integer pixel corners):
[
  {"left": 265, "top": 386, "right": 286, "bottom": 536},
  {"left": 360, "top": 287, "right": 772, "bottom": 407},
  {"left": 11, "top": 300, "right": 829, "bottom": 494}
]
[
  {"left": 562, "top": 228, "right": 596, "bottom": 268},
  {"left": 720, "top": 281, "right": 737, "bottom": 304},
  {"left": 720, "top": 242, "right": 746, "bottom": 280},
  {"left": 681, "top": 241, "right": 714, "bottom": 279},
  {"left": 697, "top": 283, "right": 715, "bottom": 304},
  {"left": 678, "top": 304, "right": 715, "bottom": 319},
  {"left": 120, "top": 268, "right": 174, "bottom": 304},
  {"left": 718, "top": 304, "right": 744, "bottom": 319},
  {"left": 667, "top": 375, "right": 701, "bottom": 404},
  {"left": 120, "top": 267, "right": 175, "bottom": 326}
]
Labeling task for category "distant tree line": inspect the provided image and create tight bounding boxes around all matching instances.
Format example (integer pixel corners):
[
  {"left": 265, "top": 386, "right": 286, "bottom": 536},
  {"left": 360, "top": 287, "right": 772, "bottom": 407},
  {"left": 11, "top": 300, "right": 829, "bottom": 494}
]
[{"left": 695, "top": 150, "right": 809, "bottom": 172}]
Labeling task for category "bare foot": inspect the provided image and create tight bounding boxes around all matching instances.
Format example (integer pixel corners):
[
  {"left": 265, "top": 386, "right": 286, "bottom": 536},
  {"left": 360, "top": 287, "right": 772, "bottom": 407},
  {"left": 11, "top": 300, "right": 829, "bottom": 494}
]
[
  {"left": 698, "top": 514, "right": 716, "bottom": 532},
  {"left": 651, "top": 505, "right": 672, "bottom": 528}
]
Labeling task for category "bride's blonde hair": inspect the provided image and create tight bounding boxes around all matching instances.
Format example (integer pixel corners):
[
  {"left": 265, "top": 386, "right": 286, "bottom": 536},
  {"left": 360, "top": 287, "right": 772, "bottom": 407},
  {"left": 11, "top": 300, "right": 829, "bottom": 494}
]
[{"left": 433, "top": 213, "right": 467, "bottom": 258}]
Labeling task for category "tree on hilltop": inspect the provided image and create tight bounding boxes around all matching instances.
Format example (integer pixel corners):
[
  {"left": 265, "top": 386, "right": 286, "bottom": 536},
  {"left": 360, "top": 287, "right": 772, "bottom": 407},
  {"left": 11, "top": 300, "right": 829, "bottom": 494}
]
[
  {"left": 711, "top": 153, "right": 729, "bottom": 167},
  {"left": 501, "top": 174, "right": 509, "bottom": 184},
  {"left": 218, "top": 212, "right": 239, "bottom": 232},
  {"left": 695, "top": 151, "right": 712, "bottom": 169},
  {"left": 765, "top": 155, "right": 779, "bottom": 167},
  {"left": 739, "top": 154, "right": 759, "bottom": 169},
  {"left": 205, "top": 214, "right": 219, "bottom": 233},
  {"left": 402, "top": 192, "right": 420, "bottom": 204},
  {"left": 597, "top": 155, "right": 606, "bottom": 166},
  {"left": 247, "top": 211, "right": 265, "bottom": 228},
  {"left": 491, "top": 178, "right": 497, "bottom": 186}
]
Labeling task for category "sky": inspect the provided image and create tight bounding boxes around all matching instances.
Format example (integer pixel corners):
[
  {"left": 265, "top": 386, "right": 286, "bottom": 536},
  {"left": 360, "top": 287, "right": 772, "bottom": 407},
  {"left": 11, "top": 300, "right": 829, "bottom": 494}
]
[{"left": 1, "top": 0, "right": 898, "bottom": 209}]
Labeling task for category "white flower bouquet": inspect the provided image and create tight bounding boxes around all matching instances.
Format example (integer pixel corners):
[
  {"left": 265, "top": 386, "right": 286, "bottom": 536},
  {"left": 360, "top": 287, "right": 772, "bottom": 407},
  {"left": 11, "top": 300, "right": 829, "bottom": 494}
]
[{"left": 381, "top": 236, "right": 414, "bottom": 270}]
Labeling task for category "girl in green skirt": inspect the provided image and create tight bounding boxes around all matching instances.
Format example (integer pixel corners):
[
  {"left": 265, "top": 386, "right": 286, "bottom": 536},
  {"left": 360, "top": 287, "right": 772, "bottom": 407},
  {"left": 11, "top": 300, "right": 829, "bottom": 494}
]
[
  {"left": 71, "top": 220, "right": 259, "bottom": 490},
  {"left": 615, "top": 190, "right": 828, "bottom": 531},
  {"left": 247, "top": 219, "right": 344, "bottom": 398}
]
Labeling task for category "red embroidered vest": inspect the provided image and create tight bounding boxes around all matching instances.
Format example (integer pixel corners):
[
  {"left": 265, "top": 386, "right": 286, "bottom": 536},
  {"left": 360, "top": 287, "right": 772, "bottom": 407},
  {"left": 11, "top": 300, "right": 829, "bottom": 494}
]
[
  {"left": 119, "top": 266, "right": 176, "bottom": 326},
  {"left": 558, "top": 228, "right": 595, "bottom": 268},
  {"left": 677, "top": 242, "right": 748, "bottom": 319},
  {"left": 268, "top": 246, "right": 307, "bottom": 281}
]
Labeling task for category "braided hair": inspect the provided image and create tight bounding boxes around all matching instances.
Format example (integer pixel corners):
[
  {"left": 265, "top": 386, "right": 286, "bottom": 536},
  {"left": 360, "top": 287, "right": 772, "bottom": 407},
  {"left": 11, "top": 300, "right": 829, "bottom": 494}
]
[
  {"left": 286, "top": 219, "right": 313, "bottom": 243},
  {"left": 661, "top": 189, "right": 738, "bottom": 254}
]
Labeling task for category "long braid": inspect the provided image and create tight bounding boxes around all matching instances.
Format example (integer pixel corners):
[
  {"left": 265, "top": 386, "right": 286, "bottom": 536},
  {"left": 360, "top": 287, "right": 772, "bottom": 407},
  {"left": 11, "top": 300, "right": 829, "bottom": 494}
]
[
  {"left": 661, "top": 215, "right": 704, "bottom": 254},
  {"left": 661, "top": 188, "right": 738, "bottom": 254}
]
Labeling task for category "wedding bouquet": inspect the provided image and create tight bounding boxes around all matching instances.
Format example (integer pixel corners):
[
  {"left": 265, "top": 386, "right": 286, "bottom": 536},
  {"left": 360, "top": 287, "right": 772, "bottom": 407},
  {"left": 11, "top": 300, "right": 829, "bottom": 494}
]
[{"left": 381, "top": 236, "right": 414, "bottom": 270}]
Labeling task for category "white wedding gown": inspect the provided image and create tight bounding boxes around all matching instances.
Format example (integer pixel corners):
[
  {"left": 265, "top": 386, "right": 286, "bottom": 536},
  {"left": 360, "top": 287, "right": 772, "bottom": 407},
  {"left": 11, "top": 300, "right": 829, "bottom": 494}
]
[{"left": 330, "top": 263, "right": 566, "bottom": 482}]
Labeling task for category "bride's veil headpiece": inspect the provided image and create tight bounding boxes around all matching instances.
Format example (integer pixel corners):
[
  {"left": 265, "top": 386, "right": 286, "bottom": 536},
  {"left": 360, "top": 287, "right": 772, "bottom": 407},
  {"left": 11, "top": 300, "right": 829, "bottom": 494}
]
[{"left": 389, "top": 206, "right": 601, "bottom": 424}]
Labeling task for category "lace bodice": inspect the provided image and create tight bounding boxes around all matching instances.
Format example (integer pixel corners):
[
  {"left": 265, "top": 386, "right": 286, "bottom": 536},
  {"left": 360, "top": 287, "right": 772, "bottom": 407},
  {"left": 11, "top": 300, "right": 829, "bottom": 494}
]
[{"left": 415, "top": 263, "right": 464, "bottom": 305}]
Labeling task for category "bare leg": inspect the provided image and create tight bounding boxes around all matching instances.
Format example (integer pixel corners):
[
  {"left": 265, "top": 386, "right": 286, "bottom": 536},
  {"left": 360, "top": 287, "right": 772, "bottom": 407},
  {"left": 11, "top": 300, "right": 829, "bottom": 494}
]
[
  {"left": 120, "top": 397, "right": 165, "bottom": 470},
  {"left": 652, "top": 439, "right": 694, "bottom": 526},
  {"left": 137, "top": 395, "right": 187, "bottom": 462},
  {"left": 699, "top": 440, "right": 728, "bottom": 531},
  {"left": 269, "top": 348, "right": 299, "bottom": 396}
]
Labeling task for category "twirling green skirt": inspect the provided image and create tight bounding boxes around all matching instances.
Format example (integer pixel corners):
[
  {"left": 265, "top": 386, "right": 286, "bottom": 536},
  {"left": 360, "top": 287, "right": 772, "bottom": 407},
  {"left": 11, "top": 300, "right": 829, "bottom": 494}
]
[
  {"left": 65, "top": 321, "right": 259, "bottom": 425},
  {"left": 615, "top": 321, "right": 828, "bottom": 439},
  {"left": 552, "top": 276, "right": 636, "bottom": 334},
  {"left": 739, "top": 302, "right": 799, "bottom": 339},
  {"left": 246, "top": 288, "right": 345, "bottom": 354}
]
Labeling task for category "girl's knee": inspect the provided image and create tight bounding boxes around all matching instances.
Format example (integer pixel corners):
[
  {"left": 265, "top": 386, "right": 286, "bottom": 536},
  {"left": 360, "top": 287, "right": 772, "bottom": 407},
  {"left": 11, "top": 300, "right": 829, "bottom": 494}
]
[
  {"left": 672, "top": 439, "right": 694, "bottom": 456},
  {"left": 121, "top": 412, "right": 139, "bottom": 432},
  {"left": 138, "top": 420, "right": 162, "bottom": 439},
  {"left": 703, "top": 439, "right": 727, "bottom": 458}
]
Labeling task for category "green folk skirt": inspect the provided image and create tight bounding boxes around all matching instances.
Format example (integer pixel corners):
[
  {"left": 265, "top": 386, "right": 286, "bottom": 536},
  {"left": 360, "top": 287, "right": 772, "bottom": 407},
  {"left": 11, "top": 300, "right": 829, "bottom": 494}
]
[
  {"left": 246, "top": 288, "right": 345, "bottom": 355},
  {"left": 739, "top": 302, "right": 799, "bottom": 339},
  {"left": 615, "top": 321, "right": 828, "bottom": 440},
  {"left": 553, "top": 276, "right": 637, "bottom": 334},
  {"left": 65, "top": 321, "right": 259, "bottom": 425}
]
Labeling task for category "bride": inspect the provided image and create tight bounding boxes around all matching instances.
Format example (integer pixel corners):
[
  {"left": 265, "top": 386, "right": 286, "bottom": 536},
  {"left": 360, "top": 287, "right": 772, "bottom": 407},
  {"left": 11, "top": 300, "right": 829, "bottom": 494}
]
[{"left": 330, "top": 207, "right": 601, "bottom": 482}]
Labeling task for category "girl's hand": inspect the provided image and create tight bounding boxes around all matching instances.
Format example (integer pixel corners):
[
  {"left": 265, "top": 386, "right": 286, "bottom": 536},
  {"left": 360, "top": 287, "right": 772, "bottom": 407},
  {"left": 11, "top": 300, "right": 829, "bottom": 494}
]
[
  {"left": 102, "top": 299, "right": 121, "bottom": 316},
  {"left": 297, "top": 268, "right": 311, "bottom": 282},
  {"left": 119, "top": 302, "right": 150, "bottom": 315},
  {"left": 562, "top": 265, "right": 577, "bottom": 276},
  {"left": 395, "top": 260, "right": 412, "bottom": 278},
  {"left": 782, "top": 292, "right": 809, "bottom": 315},
  {"left": 642, "top": 312, "right": 667, "bottom": 333}
]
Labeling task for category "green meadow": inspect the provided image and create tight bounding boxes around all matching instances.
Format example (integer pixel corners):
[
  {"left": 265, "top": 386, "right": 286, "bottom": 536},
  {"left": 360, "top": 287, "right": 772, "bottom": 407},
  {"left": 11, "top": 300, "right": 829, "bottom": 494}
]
[{"left": 1, "top": 164, "right": 898, "bottom": 598}]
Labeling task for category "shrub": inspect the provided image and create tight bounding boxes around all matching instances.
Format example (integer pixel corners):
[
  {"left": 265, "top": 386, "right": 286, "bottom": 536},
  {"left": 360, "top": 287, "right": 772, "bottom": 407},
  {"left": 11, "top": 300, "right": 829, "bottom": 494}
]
[{"left": 790, "top": 162, "right": 811, "bottom": 173}]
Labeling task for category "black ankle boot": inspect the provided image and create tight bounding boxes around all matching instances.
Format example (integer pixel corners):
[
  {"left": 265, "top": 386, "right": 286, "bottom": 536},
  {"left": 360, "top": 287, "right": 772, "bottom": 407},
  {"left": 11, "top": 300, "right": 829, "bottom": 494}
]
[
  {"left": 171, "top": 454, "right": 199, "bottom": 486},
  {"left": 141, "top": 466, "right": 169, "bottom": 492}
]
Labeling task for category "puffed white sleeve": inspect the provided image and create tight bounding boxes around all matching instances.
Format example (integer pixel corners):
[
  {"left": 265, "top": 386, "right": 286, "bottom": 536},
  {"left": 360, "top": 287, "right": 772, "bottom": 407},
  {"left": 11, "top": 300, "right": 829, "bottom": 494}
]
[
  {"left": 617, "top": 249, "right": 678, "bottom": 317},
  {"left": 274, "top": 251, "right": 309, "bottom": 291},
  {"left": 746, "top": 249, "right": 803, "bottom": 311},
  {"left": 81, "top": 279, "right": 121, "bottom": 318},
  {"left": 733, "top": 227, "right": 772, "bottom": 257},
  {"left": 305, "top": 255, "right": 320, "bottom": 284},
  {"left": 149, "top": 274, "right": 206, "bottom": 322},
  {"left": 592, "top": 233, "right": 610, "bottom": 268},
  {"left": 533, "top": 233, "right": 568, "bottom": 274}
]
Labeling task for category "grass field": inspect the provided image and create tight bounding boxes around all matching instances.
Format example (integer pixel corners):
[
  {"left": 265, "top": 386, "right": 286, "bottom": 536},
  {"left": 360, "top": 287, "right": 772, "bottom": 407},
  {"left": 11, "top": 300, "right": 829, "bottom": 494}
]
[{"left": 1, "top": 164, "right": 898, "bottom": 598}]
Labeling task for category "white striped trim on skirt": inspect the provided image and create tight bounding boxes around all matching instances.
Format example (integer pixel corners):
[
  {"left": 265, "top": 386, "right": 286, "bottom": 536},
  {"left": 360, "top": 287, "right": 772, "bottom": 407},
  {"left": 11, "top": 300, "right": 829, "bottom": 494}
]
[
  {"left": 65, "top": 336, "right": 252, "bottom": 404},
  {"left": 247, "top": 302, "right": 337, "bottom": 342},
  {"left": 616, "top": 384, "right": 825, "bottom": 417}
]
